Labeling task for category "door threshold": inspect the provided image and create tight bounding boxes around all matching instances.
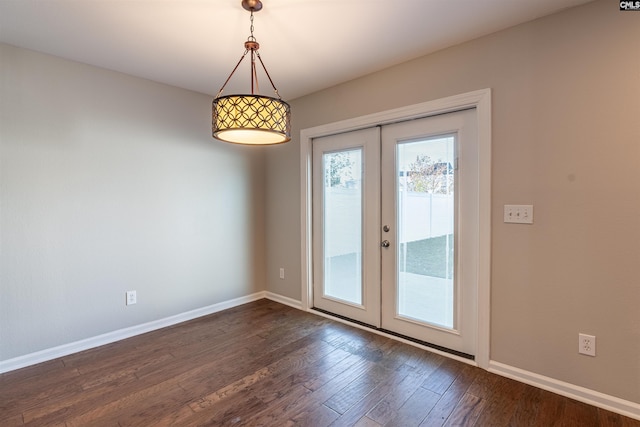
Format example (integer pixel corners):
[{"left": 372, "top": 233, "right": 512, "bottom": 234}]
[{"left": 312, "top": 307, "right": 474, "bottom": 361}]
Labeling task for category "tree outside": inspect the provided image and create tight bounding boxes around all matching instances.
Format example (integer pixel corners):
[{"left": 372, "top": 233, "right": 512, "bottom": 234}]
[
  {"left": 325, "top": 151, "right": 357, "bottom": 188},
  {"left": 406, "top": 154, "right": 453, "bottom": 194}
]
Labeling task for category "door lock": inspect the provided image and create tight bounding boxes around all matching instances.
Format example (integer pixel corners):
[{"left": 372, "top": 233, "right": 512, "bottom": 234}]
[{"left": 381, "top": 240, "right": 390, "bottom": 248}]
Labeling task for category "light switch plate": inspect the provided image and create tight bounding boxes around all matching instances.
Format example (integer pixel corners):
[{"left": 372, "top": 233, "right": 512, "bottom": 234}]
[{"left": 504, "top": 205, "right": 534, "bottom": 224}]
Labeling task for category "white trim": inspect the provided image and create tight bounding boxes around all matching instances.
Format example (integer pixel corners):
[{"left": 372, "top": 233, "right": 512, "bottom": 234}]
[
  {"left": 0, "top": 292, "right": 266, "bottom": 374},
  {"left": 264, "top": 291, "right": 303, "bottom": 310},
  {"left": 300, "top": 89, "right": 492, "bottom": 369},
  {"left": 489, "top": 361, "right": 640, "bottom": 421}
]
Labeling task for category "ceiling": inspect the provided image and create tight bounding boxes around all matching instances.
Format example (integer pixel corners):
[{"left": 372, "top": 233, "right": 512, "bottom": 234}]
[{"left": 0, "top": 0, "right": 593, "bottom": 100}]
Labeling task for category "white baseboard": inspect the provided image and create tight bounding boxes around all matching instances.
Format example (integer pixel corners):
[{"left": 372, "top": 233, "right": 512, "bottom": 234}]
[
  {"left": 0, "top": 291, "right": 267, "bottom": 374},
  {"left": 264, "top": 292, "right": 303, "bottom": 310},
  {"left": 489, "top": 361, "right": 640, "bottom": 421}
]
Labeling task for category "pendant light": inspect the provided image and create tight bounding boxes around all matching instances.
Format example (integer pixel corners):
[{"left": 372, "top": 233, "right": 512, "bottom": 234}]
[{"left": 212, "top": 0, "right": 291, "bottom": 145}]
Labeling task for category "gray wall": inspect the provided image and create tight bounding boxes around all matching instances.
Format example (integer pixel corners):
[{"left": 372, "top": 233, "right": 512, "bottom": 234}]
[
  {"left": 265, "top": 0, "right": 640, "bottom": 403},
  {"left": 0, "top": 44, "right": 266, "bottom": 360}
]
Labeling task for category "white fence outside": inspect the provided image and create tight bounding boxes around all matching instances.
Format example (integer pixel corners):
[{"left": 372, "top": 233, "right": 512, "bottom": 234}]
[{"left": 325, "top": 188, "right": 453, "bottom": 258}]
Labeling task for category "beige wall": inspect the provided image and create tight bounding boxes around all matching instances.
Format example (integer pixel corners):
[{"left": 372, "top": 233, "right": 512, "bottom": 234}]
[
  {"left": 265, "top": 0, "right": 640, "bottom": 403},
  {"left": 0, "top": 44, "right": 267, "bottom": 361}
]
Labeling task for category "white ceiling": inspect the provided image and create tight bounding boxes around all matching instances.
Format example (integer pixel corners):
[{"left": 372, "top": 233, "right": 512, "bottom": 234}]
[{"left": 0, "top": 0, "right": 593, "bottom": 100}]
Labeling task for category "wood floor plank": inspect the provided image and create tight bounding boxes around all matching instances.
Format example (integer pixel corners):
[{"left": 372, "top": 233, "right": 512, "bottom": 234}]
[
  {"left": 508, "top": 385, "right": 545, "bottom": 427},
  {"left": 199, "top": 334, "right": 338, "bottom": 423},
  {"left": 299, "top": 347, "right": 352, "bottom": 390},
  {"left": 19, "top": 376, "right": 132, "bottom": 425},
  {"left": 562, "top": 398, "right": 600, "bottom": 427},
  {"left": 303, "top": 350, "right": 364, "bottom": 392},
  {"left": 466, "top": 367, "right": 500, "bottom": 399},
  {"left": 64, "top": 383, "right": 189, "bottom": 427},
  {"left": 388, "top": 385, "right": 442, "bottom": 426},
  {"left": 599, "top": 408, "right": 628, "bottom": 427},
  {"left": 249, "top": 348, "right": 340, "bottom": 405},
  {"left": 323, "top": 362, "right": 393, "bottom": 415},
  {"left": 599, "top": 408, "right": 640, "bottom": 427},
  {"left": 472, "top": 373, "right": 526, "bottom": 426},
  {"left": 0, "top": 364, "right": 82, "bottom": 422},
  {"left": 188, "top": 367, "right": 271, "bottom": 413},
  {"left": 181, "top": 393, "right": 268, "bottom": 426},
  {"left": 240, "top": 384, "right": 313, "bottom": 426},
  {"left": 420, "top": 364, "right": 481, "bottom": 426},
  {"left": 118, "top": 388, "right": 196, "bottom": 427},
  {"left": 320, "top": 322, "right": 368, "bottom": 345},
  {"left": 1, "top": 300, "right": 638, "bottom": 427},
  {"left": 405, "top": 346, "right": 446, "bottom": 375},
  {"left": 421, "top": 357, "right": 467, "bottom": 395},
  {"left": 0, "top": 413, "right": 24, "bottom": 427},
  {"left": 288, "top": 403, "right": 340, "bottom": 427},
  {"left": 79, "top": 351, "right": 175, "bottom": 391},
  {"left": 522, "top": 388, "right": 565, "bottom": 427},
  {"left": 283, "top": 356, "right": 376, "bottom": 424},
  {"left": 328, "top": 326, "right": 378, "bottom": 355},
  {"left": 443, "top": 392, "right": 486, "bottom": 426},
  {"left": 330, "top": 364, "right": 418, "bottom": 427},
  {"left": 353, "top": 416, "right": 384, "bottom": 427},
  {"left": 0, "top": 358, "right": 65, "bottom": 383},
  {"left": 366, "top": 367, "right": 431, "bottom": 425}
]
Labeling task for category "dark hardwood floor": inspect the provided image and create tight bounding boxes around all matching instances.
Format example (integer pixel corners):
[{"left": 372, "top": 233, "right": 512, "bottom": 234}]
[{"left": 1, "top": 299, "right": 638, "bottom": 426}]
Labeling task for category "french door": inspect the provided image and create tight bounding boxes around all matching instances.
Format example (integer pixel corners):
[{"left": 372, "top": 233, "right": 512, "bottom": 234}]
[
  {"left": 312, "top": 127, "right": 381, "bottom": 326},
  {"left": 312, "top": 109, "right": 478, "bottom": 356}
]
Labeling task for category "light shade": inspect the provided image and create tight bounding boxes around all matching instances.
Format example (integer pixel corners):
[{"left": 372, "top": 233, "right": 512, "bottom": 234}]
[{"left": 212, "top": 94, "right": 291, "bottom": 145}]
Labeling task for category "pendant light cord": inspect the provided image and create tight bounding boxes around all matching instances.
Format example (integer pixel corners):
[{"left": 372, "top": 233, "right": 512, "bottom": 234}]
[{"left": 214, "top": 4, "right": 284, "bottom": 100}]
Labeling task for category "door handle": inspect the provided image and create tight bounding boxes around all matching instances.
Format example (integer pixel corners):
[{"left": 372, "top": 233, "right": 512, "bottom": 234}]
[{"left": 381, "top": 240, "right": 390, "bottom": 248}]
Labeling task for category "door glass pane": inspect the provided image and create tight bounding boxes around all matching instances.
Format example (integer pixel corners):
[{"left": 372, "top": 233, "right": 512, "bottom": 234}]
[
  {"left": 397, "top": 136, "right": 455, "bottom": 328},
  {"left": 323, "top": 149, "right": 363, "bottom": 305}
]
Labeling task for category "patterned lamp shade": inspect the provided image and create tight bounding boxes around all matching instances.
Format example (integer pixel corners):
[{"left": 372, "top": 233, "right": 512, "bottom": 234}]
[{"left": 212, "top": 94, "right": 291, "bottom": 145}]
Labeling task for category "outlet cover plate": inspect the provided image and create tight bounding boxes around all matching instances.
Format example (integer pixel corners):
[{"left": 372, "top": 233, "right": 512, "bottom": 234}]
[
  {"left": 579, "top": 333, "right": 596, "bottom": 356},
  {"left": 126, "top": 290, "right": 137, "bottom": 306}
]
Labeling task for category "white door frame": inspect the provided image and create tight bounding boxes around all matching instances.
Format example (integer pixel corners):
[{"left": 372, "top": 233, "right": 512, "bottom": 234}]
[{"left": 300, "top": 89, "right": 492, "bottom": 369}]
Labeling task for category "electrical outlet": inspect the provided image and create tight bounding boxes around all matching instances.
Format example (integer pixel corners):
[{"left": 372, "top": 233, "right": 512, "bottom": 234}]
[
  {"left": 578, "top": 333, "right": 596, "bottom": 356},
  {"left": 126, "top": 290, "right": 137, "bottom": 306},
  {"left": 279, "top": 268, "right": 285, "bottom": 280},
  {"left": 504, "top": 204, "right": 534, "bottom": 224}
]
